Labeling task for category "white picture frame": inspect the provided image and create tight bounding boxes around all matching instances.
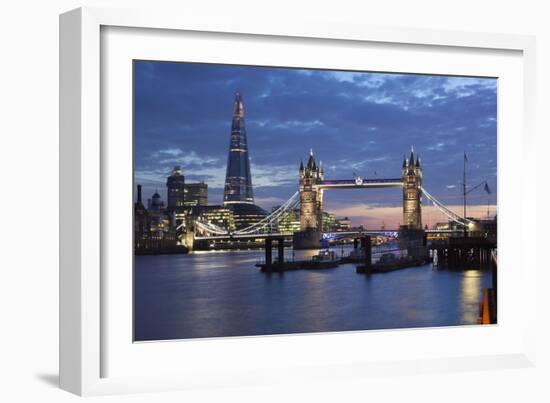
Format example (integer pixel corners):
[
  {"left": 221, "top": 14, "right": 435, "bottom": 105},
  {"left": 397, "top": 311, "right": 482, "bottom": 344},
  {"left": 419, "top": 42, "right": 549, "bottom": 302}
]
[{"left": 60, "top": 6, "right": 537, "bottom": 396}]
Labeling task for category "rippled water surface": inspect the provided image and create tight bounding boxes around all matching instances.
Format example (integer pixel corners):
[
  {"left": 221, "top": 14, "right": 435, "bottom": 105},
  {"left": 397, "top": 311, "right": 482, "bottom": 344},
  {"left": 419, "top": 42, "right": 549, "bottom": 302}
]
[{"left": 134, "top": 247, "right": 492, "bottom": 341}]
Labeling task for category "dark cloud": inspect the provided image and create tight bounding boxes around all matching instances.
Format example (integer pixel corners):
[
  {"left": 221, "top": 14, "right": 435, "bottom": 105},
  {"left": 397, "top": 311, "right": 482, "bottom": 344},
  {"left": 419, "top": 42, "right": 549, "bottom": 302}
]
[{"left": 134, "top": 61, "right": 497, "bottom": 225}]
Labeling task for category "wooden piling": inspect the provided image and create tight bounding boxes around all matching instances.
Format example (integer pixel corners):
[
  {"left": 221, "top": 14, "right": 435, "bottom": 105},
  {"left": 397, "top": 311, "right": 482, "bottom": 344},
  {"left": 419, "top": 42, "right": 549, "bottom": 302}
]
[
  {"left": 277, "top": 238, "right": 285, "bottom": 266},
  {"left": 364, "top": 236, "right": 372, "bottom": 270},
  {"left": 265, "top": 238, "right": 272, "bottom": 271}
]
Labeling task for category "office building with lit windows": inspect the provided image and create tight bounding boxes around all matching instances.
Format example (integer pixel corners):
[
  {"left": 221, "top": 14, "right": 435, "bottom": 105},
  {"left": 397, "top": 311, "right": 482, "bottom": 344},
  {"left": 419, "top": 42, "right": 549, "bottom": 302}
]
[
  {"left": 222, "top": 92, "right": 267, "bottom": 229},
  {"left": 189, "top": 205, "right": 236, "bottom": 232},
  {"left": 166, "top": 166, "right": 186, "bottom": 212},
  {"left": 272, "top": 207, "right": 301, "bottom": 233},
  {"left": 184, "top": 182, "right": 208, "bottom": 206}
]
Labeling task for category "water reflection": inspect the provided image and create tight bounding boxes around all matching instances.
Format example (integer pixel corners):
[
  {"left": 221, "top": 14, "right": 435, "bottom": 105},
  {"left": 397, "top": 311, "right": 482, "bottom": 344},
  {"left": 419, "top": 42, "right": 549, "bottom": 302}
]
[
  {"left": 134, "top": 246, "right": 492, "bottom": 341},
  {"left": 461, "top": 270, "right": 483, "bottom": 324}
]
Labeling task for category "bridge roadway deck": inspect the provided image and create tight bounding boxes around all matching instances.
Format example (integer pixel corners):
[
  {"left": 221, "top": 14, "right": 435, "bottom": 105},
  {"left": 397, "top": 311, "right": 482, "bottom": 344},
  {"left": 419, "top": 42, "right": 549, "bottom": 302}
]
[
  {"left": 195, "top": 230, "right": 398, "bottom": 241},
  {"left": 194, "top": 228, "right": 458, "bottom": 241}
]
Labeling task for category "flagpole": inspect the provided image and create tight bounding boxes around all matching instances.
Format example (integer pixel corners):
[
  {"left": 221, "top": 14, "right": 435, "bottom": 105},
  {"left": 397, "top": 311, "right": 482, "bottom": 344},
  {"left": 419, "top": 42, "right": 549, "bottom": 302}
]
[
  {"left": 487, "top": 192, "right": 491, "bottom": 221},
  {"left": 463, "top": 152, "right": 467, "bottom": 237}
]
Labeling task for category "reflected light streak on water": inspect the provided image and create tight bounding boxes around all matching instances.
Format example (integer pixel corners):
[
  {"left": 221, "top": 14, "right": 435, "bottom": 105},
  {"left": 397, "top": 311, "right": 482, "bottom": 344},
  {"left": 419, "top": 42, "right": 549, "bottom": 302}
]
[
  {"left": 461, "top": 270, "right": 483, "bottom": 324},
  {"left": 134, "top": 246, "right": 493, "bottom": 341}
]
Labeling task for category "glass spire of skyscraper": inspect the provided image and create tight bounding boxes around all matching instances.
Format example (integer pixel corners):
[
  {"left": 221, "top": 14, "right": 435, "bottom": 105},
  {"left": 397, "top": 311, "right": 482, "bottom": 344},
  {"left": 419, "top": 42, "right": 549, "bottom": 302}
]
[{"left": 223, "top": 92, "right": 254, "bottom": 205}]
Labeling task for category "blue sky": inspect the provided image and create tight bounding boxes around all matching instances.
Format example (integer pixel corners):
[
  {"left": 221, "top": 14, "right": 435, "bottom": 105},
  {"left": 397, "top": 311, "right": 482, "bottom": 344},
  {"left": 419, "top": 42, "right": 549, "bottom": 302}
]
[{"left": 134, "top": 61, "right": 497, "bottom": 228}]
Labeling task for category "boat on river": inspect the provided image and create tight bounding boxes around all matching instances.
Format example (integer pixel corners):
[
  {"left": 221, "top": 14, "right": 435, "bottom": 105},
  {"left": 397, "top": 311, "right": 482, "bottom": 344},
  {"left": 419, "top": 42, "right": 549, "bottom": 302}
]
[
  {"left": 311, "top": 249, "right": 339, "bottom": 265},
  {"left": 257, "top": 249, "right": 340, "bottom": 272},
  {"left": 356, "top": 254, "right": 430, "bottom": 274}
]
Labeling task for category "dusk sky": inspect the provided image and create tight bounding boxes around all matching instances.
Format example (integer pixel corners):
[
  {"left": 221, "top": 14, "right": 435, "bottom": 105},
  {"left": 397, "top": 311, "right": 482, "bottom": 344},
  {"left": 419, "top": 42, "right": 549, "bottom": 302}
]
[{"left": 134, "top": 61, "right": 497, "bottom": 228}]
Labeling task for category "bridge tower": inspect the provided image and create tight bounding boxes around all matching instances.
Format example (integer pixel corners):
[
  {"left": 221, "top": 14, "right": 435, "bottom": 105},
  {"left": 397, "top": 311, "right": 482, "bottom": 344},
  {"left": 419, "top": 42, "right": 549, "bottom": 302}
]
[
  {"left": 299, "top": 150, "right": 323, "bottom": 230},
  {"left": 402, "top": 147, "right": 423, "bottom": 229},
  {"left": 183, "top": 215, "right": 195, "bottom": 251}
]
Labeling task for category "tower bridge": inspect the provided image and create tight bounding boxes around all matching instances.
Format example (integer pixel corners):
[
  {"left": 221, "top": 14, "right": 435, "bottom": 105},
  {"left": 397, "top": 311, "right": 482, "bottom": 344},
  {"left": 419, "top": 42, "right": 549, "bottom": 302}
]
[
  {"left": 177, "top": 147, "right": 473, "bottom": 250},
  {"left": 298, "top": 147, "right": 422, "bottom": 236}
]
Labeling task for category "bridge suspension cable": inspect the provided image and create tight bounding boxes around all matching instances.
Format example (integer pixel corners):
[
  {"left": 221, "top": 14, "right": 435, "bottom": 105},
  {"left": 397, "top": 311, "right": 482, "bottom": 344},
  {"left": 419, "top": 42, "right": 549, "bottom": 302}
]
[
  {"left": 181, "top": 187, "right": 471, "bottom": 237},
  {"left": 176, "top": 216, "right": 229, "bottom": 235},
  {"left": 177, "top": 191, "right": 300, "bottom": 237},
  {"left": 233, "top": 191, "right": 300, "bottom": 235},
  {"left": 194, "top": 220, "right": 229, "bottom": 235},
  {"left": 420, "top": 186, "right": 473, "bottom": 226}
]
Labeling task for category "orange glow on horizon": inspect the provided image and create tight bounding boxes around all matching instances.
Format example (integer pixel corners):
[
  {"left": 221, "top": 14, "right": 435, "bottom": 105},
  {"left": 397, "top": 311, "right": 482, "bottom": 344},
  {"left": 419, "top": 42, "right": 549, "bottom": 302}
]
[{"left": 328, "top": 204, "right": 497, "bottom": 229}]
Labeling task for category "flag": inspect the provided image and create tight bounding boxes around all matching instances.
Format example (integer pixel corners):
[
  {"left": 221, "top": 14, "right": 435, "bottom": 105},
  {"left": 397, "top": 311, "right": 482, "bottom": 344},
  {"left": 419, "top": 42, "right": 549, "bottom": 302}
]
[
  {"left": 464, "top": 152, "right": 468, "bottom": 162},
  {"left": 484, "top": 183, "right": 491, "bottom": 194}
]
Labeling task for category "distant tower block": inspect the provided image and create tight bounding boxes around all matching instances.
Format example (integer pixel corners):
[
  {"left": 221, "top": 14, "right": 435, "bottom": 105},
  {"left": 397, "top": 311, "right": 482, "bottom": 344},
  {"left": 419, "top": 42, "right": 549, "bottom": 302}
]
[
  {"left": 166, "top": 165, "right": 185, "bottom": 212},
  {"left": 223, "top": 92, "right": 254, "bottom": 205},
  {"left": 299, "top": 150, "right": 324, "bottom": 230},
  {"left": 401, "top": 147, "right": 423, "bottom": 229}
]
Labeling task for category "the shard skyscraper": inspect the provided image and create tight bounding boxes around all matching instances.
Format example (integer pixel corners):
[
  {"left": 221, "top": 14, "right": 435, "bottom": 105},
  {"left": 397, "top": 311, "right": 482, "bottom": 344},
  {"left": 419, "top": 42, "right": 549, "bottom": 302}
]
[{"left": 223, "top": 92, "right": 254, "bottom": 205}]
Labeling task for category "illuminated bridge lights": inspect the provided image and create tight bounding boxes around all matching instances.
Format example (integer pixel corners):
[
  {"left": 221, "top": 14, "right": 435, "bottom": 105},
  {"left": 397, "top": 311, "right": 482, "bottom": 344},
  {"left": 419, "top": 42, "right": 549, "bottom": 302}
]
[
  {"left": 178, "top": 185, "right": 473, "bottom": 240},
  {"left": 321, "top": 231, "right": 399, "bottom": 241}
]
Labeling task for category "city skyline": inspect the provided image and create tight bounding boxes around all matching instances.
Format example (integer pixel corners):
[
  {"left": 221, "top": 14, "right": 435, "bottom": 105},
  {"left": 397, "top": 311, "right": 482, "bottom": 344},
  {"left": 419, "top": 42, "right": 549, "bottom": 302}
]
[{"left": 134, "top": 61, "right": 497, "bottom": 228}]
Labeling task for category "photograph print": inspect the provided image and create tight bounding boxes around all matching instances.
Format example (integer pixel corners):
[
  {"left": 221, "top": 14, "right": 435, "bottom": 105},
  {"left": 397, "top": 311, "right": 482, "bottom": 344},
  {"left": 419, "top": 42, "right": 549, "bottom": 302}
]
[{"left": 133, "top": 61, "right": 497, "bottom": 342}]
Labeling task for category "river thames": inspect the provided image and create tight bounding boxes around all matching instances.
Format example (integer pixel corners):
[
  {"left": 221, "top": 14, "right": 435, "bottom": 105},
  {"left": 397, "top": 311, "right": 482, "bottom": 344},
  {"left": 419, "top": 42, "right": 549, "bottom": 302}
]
[{"left": 134, "top": 246, "right": 492, "bottom": 341}]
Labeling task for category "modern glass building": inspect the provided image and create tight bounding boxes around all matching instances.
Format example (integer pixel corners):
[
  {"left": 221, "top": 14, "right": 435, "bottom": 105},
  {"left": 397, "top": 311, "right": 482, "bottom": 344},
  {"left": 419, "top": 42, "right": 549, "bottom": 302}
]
[
  {"left": 321, "top": 211, "right": 336, "bottom": 232},
  {"left": 222, "top": 92, "right": 267, "bottom": 230},
  {"left": 273, "top": 207, "right": 301, "bottom": 233},
  {"left": 166, "top": 166, "right": 185, "bottom": 212},
  {"left": 223, "top": 93, "right": 254, "bottom": 205},
  {"left": 229, "top": 203, "right": 267, "bottom": 231},
  {"left": 184, "top": 182, "right": 208, "bottom": 206},
  {"left": 190, "top": 205, "right": 236, "bottom": 232}
]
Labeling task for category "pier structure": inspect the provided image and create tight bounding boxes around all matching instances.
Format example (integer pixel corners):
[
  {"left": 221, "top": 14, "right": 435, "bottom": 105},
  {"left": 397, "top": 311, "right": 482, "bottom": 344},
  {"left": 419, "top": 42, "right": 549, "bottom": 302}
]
[
  {"left": 430, "top": 236, "right": 496, "bottom": 270},
  {"left": 361, "top": 236, "right": 372, "bottom": 270},
  {"left": 262, "top": 236, "right": 286, "bottom": 272},
  {"left": 174, "top": 147, "right": 493, "bottom": 267}
]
